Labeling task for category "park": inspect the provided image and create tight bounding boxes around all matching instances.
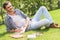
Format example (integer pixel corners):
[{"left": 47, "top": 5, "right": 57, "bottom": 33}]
[{"left": 0, "top": 0, "right": 60, "bottom": 40}]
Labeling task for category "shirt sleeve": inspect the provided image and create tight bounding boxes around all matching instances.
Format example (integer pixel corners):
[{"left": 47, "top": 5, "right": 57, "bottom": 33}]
[
  {"left": 5, "top": 16, "right": 17, "bottom": 32},
  {"left": 16, "top": 9, "right": 27, "bottom": 19}
]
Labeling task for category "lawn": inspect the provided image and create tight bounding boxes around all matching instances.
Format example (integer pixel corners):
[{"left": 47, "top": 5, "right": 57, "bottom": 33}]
[{"left": 0, "top": 9, "right": 60, "bottom": 40}]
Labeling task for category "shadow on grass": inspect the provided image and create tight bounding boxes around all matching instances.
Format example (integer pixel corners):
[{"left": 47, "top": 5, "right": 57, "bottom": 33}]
[
  {"left": 0, "top": 32, "right": 13, "bottom": 37},
  {"left": 40, "top": 28, "right": 50, "bottom": 32},
  {"left": 0, "top": 32, "right": 9, "bottom": 37},
  {"left": 0, "top": 26, "right": 50, "bottom": 38},
  {"left": 31, "top": 27, "right": 50, "bottom": 33}
]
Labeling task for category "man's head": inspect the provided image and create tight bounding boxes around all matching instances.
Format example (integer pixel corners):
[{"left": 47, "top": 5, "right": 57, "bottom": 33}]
[{"left": 3, "top": 1, "right": 14, "bottom": 12}]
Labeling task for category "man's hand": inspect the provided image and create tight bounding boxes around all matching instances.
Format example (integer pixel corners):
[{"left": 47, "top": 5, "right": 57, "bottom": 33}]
[
  {"left": 15, "top": 28, "right": 22, "bottom": 33},
  {"left": 24, "top": 17, "right": 30, "bottom": 30},
  {"left": 9, "top": 29, "right": 15, "bottom": 32},
  {"left": 15, "top": 28, "right": 25, "bottom": 34}
]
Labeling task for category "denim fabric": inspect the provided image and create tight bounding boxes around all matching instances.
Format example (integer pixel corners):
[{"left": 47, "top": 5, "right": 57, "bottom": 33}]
[{"left": 28, "top": 6, "right": 53, "bottom": 30}]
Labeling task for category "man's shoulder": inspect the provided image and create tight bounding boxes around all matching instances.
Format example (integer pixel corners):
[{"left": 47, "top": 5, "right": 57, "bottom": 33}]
[
  {"left": 15, "top": 9, "right": 24, "bottom": 15},
  {"left": 15, "top": 9, "right": 21, "bottom": 12},
  {"left": 5, "top": 14, "right": 11, "bottom": 20}
]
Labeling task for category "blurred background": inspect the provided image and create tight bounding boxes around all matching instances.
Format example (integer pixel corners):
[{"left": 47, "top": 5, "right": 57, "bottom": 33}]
[{"left": 0, "top": 0, "right": 60, "bottom": 24}]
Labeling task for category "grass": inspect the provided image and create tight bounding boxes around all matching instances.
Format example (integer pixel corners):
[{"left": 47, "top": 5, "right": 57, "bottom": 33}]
[{"left": 0, "top": 9, "right": 60, "bottom": 40}]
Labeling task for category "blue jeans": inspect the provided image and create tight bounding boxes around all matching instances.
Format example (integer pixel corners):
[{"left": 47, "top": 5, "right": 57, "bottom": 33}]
[{"left": 29, "top": 6, "right": 54, "bottom": 30}]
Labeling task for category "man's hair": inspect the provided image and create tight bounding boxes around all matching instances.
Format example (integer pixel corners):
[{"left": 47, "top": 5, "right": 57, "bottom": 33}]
[{"left": 3, "top": 1, "right": 10, "bottom": 9}]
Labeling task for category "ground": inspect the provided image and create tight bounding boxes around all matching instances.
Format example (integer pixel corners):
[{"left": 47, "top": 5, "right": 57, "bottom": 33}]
[{"left": 0, "top": 9, "right": 60, "bottom": 40}]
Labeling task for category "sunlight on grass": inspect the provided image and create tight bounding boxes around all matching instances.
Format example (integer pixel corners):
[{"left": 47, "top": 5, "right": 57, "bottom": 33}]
[
  {"left": 50, "top": 9, "right": 60, "bottom": 25},
  {"left": 0, "top": 9, "right": 60, "bottom": 40}
]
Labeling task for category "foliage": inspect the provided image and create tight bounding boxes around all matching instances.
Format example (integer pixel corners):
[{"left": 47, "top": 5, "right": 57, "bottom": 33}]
[{"left": 0, "top": 0, "right": 60, "bottom": 24}]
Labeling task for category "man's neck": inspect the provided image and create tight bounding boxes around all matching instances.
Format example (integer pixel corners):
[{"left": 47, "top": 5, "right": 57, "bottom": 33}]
[{"left": 8, "top": 11, "right": 15, "bottom": 16}]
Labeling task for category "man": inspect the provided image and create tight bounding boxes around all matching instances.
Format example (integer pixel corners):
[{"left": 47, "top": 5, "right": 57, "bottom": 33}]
[{"left": 3, "top": 1, "right": 59, "bottom": 33}]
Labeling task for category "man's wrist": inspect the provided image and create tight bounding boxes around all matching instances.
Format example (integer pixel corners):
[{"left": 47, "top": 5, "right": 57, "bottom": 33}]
[{"left": 9, "top": 29, "right": 15, "bottom": 32}]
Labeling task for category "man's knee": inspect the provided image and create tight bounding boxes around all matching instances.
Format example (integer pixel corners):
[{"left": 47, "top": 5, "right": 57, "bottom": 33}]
[{"left": 39, "top": 6, "right": 47, "bottom": 10}]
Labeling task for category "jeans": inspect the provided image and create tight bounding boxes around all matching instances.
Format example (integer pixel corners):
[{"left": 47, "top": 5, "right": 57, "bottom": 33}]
[{"left": 29, "top": 6, "right": 54, "bottom": 30}]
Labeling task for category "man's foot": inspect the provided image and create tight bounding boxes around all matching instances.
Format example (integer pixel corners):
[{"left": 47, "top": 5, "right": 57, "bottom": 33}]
[{"left": 50, "top": 23, "right": 60, "bottom": 28}]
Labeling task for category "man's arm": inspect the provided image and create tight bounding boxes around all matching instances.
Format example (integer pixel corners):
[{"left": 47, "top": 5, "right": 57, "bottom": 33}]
[
  {"left": 17, "top": 17, "right": 30, "bottom": 33},
  {"left": 24, "top": 17, "right": 30, "bottom": 30},
  {"left": 5, "top": 16, "right": 17, "bottom": 32},
  {"left": 15, "top": 9, "right": 30, "bottom": 32},
  {"left": 11, "top": 17, "right": 30, "bottom": 33},
  {"left": 9, "top": 29, "right": 15, "bottom": 32}
]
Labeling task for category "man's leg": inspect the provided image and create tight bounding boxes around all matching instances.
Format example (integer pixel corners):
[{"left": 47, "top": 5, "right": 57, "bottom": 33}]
[
  {"left": 32, "top": 6, "right": 53, "bottom": 24},
  {"left": 30, "top": 6, "right": 58, "bottom": 30},
  {"left": 30, "top": 18, "right": 50, "bottom": 30},
  {"left": 32, "top": 6, "right": 43, "bottom": 22},
  {"left": 40, "top": 6, "right": 59, "bottom": 28},
  {"left": 29, "top": 6, "right": 51, "bottom": 30}
]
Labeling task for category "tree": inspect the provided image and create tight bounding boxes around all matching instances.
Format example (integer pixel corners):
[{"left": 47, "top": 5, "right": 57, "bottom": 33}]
[
  {"left": 0, "top": 0, "right": 59, "bottom": 24},
  {"left": 58, "top": 0, "right": 60, "bottom": 8}
]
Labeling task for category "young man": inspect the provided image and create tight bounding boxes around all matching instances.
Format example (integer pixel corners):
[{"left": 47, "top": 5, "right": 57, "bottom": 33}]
[{"left": 3, "top": 1, "right": 59, "bottom": 33}]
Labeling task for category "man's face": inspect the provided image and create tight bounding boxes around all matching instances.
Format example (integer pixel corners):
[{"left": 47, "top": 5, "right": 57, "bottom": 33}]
[{"left": 5, "top": 2, "right": 14, "bottom": 12}]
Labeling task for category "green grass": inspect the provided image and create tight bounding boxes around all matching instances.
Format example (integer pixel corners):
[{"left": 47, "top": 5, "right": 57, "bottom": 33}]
[{"left": 0, "top": 9, "right": 60, "bottom": 40}]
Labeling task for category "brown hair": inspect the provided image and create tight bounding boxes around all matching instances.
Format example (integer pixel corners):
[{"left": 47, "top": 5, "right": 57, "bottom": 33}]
[{"left": 3, "top": 1, "right": 10, "bottom": 9}]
